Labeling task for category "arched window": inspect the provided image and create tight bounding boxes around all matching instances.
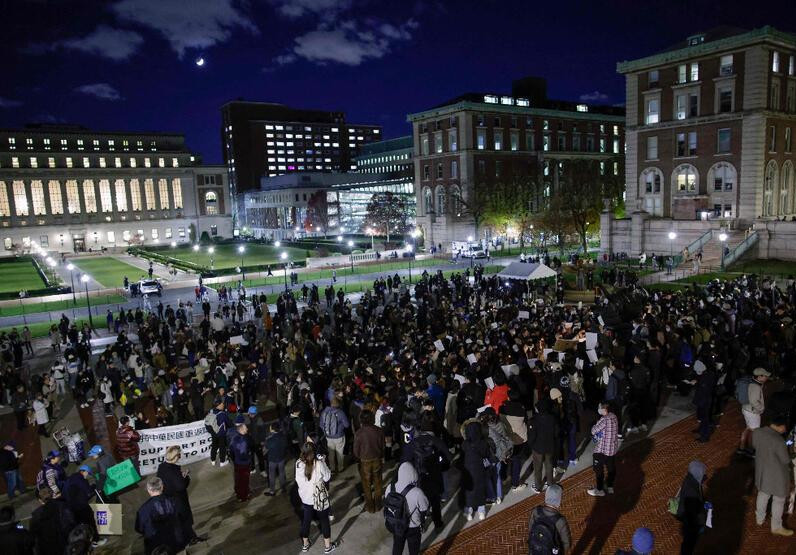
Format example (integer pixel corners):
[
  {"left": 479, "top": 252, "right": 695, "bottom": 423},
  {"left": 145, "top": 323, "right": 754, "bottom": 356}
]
[
  {"left": 708, "top": 162, "right": 736, "bottom": 193},
  {"left": 435, "top": 185, "right": 446, "bottom": 215},
  {"left": 673, "top": 164, "right": 698, "bottom": 194},
  {"left": 449, "top": 185, "right": 462, "bottom": 216},
  {"left": 763, "top": 161, "right": 777, "bottom": 217},
  {"left": 422, "top": 187, "right": 432, "bottom": 215},
  {"left": 782, "top": 161, "right": 794, "bottom": 215},
  {"left": 205, "top": 191, "right": 218, "bottom": 215},
  {"left": 640, "top": 168, "right": 663, "bottom": 216}
]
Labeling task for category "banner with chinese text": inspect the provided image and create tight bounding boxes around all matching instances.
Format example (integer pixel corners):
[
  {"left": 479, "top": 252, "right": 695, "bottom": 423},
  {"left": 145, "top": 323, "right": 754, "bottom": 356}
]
[{"left": 138, "top": 419, "right": 212, "bottom": 476}]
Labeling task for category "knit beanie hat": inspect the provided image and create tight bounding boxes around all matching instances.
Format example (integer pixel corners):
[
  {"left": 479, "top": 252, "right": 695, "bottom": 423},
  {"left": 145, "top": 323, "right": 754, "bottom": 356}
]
[
  {"left": 545, "top": 484, "right": 563, "bottom": 508},
  {"left": 631, "top": 527, "right": 654, "bottom": 553}
]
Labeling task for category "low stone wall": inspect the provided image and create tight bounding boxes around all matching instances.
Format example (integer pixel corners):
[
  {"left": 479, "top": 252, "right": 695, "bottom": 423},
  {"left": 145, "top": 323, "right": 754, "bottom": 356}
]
[{"left": 754, "top": 220, "right": 796, "bottom": 261}]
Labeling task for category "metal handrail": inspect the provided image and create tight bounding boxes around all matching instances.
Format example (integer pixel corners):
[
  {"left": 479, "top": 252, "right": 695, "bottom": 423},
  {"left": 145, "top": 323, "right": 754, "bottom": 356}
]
[
  {"left": 686, "top": 229, "right": 713, "bottom": 255},
  {"left": 722, "top": 231, "right": 758, "bottom": 269}
]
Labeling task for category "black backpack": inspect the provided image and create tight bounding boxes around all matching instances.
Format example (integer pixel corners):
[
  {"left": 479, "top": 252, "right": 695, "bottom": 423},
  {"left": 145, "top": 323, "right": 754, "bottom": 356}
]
[
  {"left": 384, "top": 480, "right": 414, "bottom": 536},
  {"left": 528, "top": 506, "right": 562, "bottom": 554},
  {"left": 411, "top": 435, "right": 436, "bottom": 477}
]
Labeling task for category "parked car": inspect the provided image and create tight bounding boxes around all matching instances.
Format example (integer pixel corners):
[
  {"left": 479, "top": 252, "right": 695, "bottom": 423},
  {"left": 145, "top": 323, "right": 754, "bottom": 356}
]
[{"left": 139, "top": 279, "right": 163, "bottom": 297}]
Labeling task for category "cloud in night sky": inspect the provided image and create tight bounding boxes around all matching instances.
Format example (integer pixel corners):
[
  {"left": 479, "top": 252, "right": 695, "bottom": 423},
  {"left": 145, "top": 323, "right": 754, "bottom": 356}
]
[
  {"left": 112, "top": 0, "right": 258, "bottom": 58},
  {"left": 579, "top": 90, "right": 610, "bottom": 103},
  {"left": 281, "top": 18, "right": 418, "bottom": 66},
  {"left": 0, "top": 97, "right": 23, "bottom": 108},
  {"left": 271, "top": 0, "right": 352, "bottom": 20},
  {"left": 24, "top": 25, "right": 144, "bottom": 61},
  {"left": 74, "top": 83, "right": 123, "bottom": 101}
]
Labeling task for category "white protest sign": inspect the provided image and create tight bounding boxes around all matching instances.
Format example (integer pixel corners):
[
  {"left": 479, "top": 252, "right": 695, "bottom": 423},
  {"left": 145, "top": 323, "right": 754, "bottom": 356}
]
[
  {"left": 586, "top": 349, "right": 598, "bottom": 363},
  {"left": 484, "top": 377, "right": 495, "bottom": 390},
  {"left": 229, "top": 335, "right": 247, "bottom": 345},
  {"left": 477, "top": 405, "right": 491, "bottom": 414},
  {"left": 137, "top": 420, "right": 212, "bottom": 476},
  {"left": 585, "top": 332, "right": 598, "bottom": 350},
  {"left": 453, "top": 374, "right": 466, "bottom": 386},
  {"left": 467, "top": 353, "right": 477, "bottom": 365},
  {"left": 518, "top": 310, "right": 529, "bottom": 319},
  {"left": 501, "top": 364, "right": 520, "bottom": 377},
  {"left": 434, "top": 340, "right": 445, "bottom": 351},
  {"left": 598, "top": 315, "right": 605, "bottom": 326}
]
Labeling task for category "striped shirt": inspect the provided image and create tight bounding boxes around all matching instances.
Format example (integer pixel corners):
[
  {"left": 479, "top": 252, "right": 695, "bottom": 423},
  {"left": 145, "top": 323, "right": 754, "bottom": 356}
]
[{"left": 591, "top": 413, "right": 619, "bottom": 456}]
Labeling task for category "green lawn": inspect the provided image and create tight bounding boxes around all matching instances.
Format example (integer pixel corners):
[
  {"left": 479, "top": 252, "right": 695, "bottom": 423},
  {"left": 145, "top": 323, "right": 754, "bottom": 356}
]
[
  {"left": 72, "top": 257, "right": 150, "bottom": 288},
  {"left": 0, "top": 258, "right": 47, "bottom": 293},
  {"left": 0, "top": 318, "right": 91, "bottom": 339},
  {"left": 145, "top": 243, "right": 308, "bottom": 270},
  {"left": 731, "top": 259, "right": 796, "bottom": 277},
  {"left": 0, "top": 294, "right": 127, "bottom": 317}
]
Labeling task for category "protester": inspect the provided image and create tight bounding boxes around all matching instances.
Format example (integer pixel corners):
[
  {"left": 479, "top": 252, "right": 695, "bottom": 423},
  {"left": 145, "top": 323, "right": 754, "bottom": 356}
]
[
  {"left": 461, "top": 419, "right": 493, "bottom": 521},
  {"left": 86, "top": 445, "right": 116, "bottom": 498},
  {"left": 739, "top": 368, "right": 770, "bottom": 455},
  {"left": 676, "top": 460, "right": 710, "bottom": 554},
  {"left": 63, "top": 465, "right": 106, "bottom": 547},
  {"left": 37, "top": 450, "right": 66, "bottom": 499},
  {"left": 229, "top": 422, "right": 254, "bottom": 501},
  {"left": 206, "top": 399, "right": 230, "bottom": 467},
  {"left": 157, "top": 446, "right": 201, "bottom": 544},
  {"left": 529, "top": 398, "right": 558, "bottom": 494},
  {"left": 0, "top": 505, "right": 34, "bottom": 555},
  {"left": 134, "top": 477, "right": 187, "bottom": 555},
  {"left": 115, "top": 415, "right": 142, "bottom": 471},
  {"left": 353, "top": 409, "right": 385, "bottom": 513},
  {"left": 528, "top": 484, "right": 571, "bottom": 554},
  {"left": 0, "top": 442, "right": 25, "bottom": 500},
  {"left": 751, "top": 415, "right": 793, "bottom": 536},
  {"left": 587, "top": 402, "right": 619, "bottom": 497},
  {"left": 30, "top": 487, "right": 76, "bottom": 555},
  {"left": 295, "top": 442, "right": 338, "bottom": 553},
  {"left": 264, "top": 423, "right": 288, "bottom": 496},
  {"left": 320, "top": 396, "right": 350, "bottom": 474},
  {"left": 384, "top": 462, "right": 429, "bottom": 555}
]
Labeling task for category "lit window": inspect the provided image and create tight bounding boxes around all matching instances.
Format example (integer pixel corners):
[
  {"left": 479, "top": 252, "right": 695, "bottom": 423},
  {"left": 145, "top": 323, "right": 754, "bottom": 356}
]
[
  {"left": 13, "top": 181, "right": 28, "bottom": 216},
  {"left": 773, "top": 51, "right": 780, "bottom": 72},
  {"left": 690, "top": 63, "right": 699, "bottom": 81},
  {"left": 677, "top": 64, "right": 687, "bottom": 83},
  {"left": 11, "top": 157, "right": 19, "bottom": 168},
  {"left": 172, "top": 157, "right": 179, "bottom": 168},
  {"left": 158, "top": 178, "right": 170, "bottom": 209},
  {"left": 130, "top": 179, "right": 142, "bottom": 211},
  {"left": 151, "top": 228, "right": 158, "bottom": 240},
  {"left": 476, "top": 129, "right": 486, "bottom": 150},
  {"left": 115, "top": 179, "right": 127, "bottom": 212},
  {"left": 83, "top": 179, "right": 97, "bottom": 213},
  {"left": 172, "top": 178, "right": 183, "bottom": 209},
  {"left": 66, "top": 157, "right": 73, "bottom": 168},
  {"left": 83, "top": 157, "right": 90, "bottom": 168},
  {"left": 645, "top": 98, "right": 659, "bottom": 124},
  {"left": 158, "top": 157, "right": 165, "bottom": 168},
  {"left": 144, "top": 157, "right": 151, "bottom": 168},
  {"left": 144, "top": 179, "right": 157, "bottom": 210},
  {"left": 114, "top": 157, "right": 121, "bottom": 168},
  {"left": 494, "top": 130, "right": 502, "bottom": 150},
  {"left": 107, "top": 231, "right": 115, "bottom": 243},
  {"left": 675, "top": 165, "right": 698, "bottom": 193},
  {"left": 205, "top": 191, "right": 218, "bottom": 215},
  {"left": 647, "top": 136, "right": 658, "bottom": 159},
  {"left": 129, "top": 157, "right": 137, "bottom": 168},
  {"left": 29, "top": 157, "right": 38, "bottom": 168},
  {"left": 31, "top": 181, "right": 46, "bottom": 216},
  {"left": 0, "top": 182, "right": 10, "bottom": 217},
  {"left": 48, "top": 181, "right": 63, "bottom": 215},
  {"left": 66, "top": 180, "right": 80, "bottom": 214},
  {"left": 98, "top": 179, "right": 112, "bottom": 212},
  {"left": 720, "top": 55, "right": 733, "bottom": 75},
  {"left": 165, "top": 227, "right": 172, "bottom": 239}
]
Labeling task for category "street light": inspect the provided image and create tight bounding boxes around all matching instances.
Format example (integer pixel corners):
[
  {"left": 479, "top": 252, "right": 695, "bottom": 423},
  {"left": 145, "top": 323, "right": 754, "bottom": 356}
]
[
  {"left": 280, "top": 251, "right": 289, "bottom": 290},
  {"left": 337, "top": 235, "right": 343, "bottom": 242},
  {"left": 274, "top": 240, "right": 281, "bottom": 248},
  {"left": 81, "top": 274, "right": 94, "bottom": 329},
  {"left": 367, "top": 227, "right": 375, "bottom": 251},
  {"left": 208, "top": 246, "right": 215, "bottom": 270},
  {"left": 719, "top": 232, "right": 728, "bottom": 268},
  {"left": 170, "top": 241, "right": 177, "bottom": 248},
  {"left": 348, "top": 240, "right": 355, "bottom": 273},
  {"left": 192, "top": 244, "right": 200, "bottom": 252},
  {"left": 66, "top": 263, "right": 77, "bottom": 305},
  {"left": 668, "top": 231, "right": 677, "bottom": 274},
  {"left": 238, "top": 245, "right": 246, "bottom": 280},
  {"left": 407, "top": 243, "right": 414, "bottom": 283}
]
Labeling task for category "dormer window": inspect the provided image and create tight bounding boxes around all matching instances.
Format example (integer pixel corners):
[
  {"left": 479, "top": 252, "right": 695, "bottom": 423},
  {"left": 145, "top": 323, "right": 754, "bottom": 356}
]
[{"left": 687, "top": 34, "right": 705, "bottom": 46}]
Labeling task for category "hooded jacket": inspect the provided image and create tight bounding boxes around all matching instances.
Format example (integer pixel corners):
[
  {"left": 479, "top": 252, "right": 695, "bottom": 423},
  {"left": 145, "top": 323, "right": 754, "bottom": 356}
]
[
  {"left": 678, "top": 460, "right": 707, "bottom": 528},
  {"left": 385, "top": 462, "right": 430, "bottom": 528}
]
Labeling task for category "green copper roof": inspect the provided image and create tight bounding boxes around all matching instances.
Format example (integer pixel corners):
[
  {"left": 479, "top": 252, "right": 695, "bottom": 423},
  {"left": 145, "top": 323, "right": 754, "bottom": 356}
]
[
  {"left": 617, "top": 26, "right": 796, "bottom": 74},
  {"left": 406, "top": 101, "right": 624, "bottom": 123}
]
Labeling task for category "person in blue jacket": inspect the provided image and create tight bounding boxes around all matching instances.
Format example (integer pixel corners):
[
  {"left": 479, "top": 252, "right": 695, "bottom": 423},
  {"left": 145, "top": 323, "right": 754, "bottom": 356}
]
[{"left": 264, "top": 423, "right": 288, "bottom": 496}]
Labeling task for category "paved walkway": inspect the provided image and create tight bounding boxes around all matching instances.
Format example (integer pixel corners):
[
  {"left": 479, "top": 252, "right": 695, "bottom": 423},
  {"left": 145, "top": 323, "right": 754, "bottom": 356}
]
[{"left": 424, "top": 402, "right": 794, "bottom": 555}]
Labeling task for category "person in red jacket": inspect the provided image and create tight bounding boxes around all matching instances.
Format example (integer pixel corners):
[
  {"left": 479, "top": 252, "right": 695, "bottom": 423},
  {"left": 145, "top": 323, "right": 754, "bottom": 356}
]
[
  {"left": 484, "top": 371, "right": 509, "bottom": 413},
  {"left": 116, "top": 415, "right": 142, "bottom": 472}
]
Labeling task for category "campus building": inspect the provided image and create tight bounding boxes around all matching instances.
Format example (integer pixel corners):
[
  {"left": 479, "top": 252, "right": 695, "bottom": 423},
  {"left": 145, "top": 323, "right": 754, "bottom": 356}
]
[
  {"left": 220, "top": 101, "right": 383, "bottom": 224},
  {"left": 407, "top": 76, "right": 625, "bottom": 247},
  {"left": 0, "top": 124, "right": 232, "bottom": 256},
  {"left": 604, "top": 26, "right": 796, "bottom": 261}
]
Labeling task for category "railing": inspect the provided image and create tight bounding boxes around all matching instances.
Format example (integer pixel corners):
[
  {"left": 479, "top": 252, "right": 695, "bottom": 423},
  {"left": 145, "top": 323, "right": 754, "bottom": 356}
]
[
  {"left": 672, "top": 229, "right": 712, "bottom": 267},
  {"left": 722, "top": 231, "right": 758, "bottom": 269}
]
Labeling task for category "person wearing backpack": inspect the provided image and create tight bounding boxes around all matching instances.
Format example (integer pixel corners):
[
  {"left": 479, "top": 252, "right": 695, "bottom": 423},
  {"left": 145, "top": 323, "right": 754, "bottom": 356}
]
[
  {"left": 205, "top": 399, "right": 229, "bottom": 467},
  {"left": 480, "top": 407, "right": 512, "bottom": 504},
  {"left": 738, "top": 368, "right": 770, "bottom": 456},
  {"left": 405, "top": 413, "right": 450, "bottom": 527},
  {"left": 320, "top": 397, "right": 350, "bottom": 474},
  {"left": 229, "top": 422, "right": 254, "bottom": 501},
  {"left": 384, "top": 461, "right": 429, "bottom": 555},
  {"left": 528, "top": 484, "right": 571, "bottom": 554},
  {"left": 460, "top": 419, "right": 493, "bottom": 521},
  {"left": 295, "top": 442, "right": 338, "bottom": 553},
  {"left": 353, "top": 409, "right": 385, "bottom": 513}
]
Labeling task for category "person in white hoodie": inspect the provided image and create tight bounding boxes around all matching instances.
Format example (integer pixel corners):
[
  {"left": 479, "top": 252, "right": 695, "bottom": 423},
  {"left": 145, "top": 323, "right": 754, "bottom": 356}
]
[
  {"left": 385, "top": 462, "right": 430, "bottom": 555},
  {"left": 295, "top": 441, "right": 338, "bottom": 553},
  {"left": 100, "top": 377, "right": 114, "bottom": 417}
]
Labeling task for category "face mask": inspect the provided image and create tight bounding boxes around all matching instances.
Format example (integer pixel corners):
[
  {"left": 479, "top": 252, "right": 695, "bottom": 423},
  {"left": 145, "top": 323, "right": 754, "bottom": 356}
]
[{"left": 598, "top": 408, "right": 607, "bottom": 416}]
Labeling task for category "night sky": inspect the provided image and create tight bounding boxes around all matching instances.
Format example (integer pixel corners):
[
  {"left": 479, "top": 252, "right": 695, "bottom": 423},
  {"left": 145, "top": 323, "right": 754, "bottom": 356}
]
[{"left": 2, "top": 0, "right": 794, "bottom": 164}]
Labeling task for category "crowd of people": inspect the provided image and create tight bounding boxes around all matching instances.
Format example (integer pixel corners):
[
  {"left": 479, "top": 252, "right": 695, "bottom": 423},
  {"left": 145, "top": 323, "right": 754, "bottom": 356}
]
[{"left": 0, "top": 257, "right": 795, "bottom": 554}]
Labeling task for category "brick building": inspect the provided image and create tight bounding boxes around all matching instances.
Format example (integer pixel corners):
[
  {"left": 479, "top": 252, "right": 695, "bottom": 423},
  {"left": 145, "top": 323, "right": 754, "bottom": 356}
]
[
  {"left": 407, "top": 77, "right": 625, "bottom": 248},
  {"left": 618, "top": 26, "right": 796, "bottom": 222}
]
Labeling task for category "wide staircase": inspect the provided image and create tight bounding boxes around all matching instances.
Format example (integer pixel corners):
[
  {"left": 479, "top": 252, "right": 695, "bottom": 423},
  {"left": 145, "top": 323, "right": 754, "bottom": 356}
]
[{"left": 697, "top": 230, "right": 747, "bottom": 267}]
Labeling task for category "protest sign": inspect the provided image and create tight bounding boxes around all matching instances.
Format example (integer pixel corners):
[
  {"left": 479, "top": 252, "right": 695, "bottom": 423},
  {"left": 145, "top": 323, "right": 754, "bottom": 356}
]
[{"left": 137, "top": 420, "right": 212, "bottom": 476}]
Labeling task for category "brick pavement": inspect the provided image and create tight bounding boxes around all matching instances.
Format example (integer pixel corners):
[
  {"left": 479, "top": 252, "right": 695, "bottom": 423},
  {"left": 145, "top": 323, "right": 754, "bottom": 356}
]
[
  {"left": 426, "top": 402, "right": 795, "bottom": 555},
  {"left": 0, "top": 411, "right": 41, "bottom": 494}
]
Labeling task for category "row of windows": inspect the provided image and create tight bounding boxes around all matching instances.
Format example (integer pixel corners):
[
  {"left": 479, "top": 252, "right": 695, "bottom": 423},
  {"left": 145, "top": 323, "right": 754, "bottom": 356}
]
[
  {"left": 5, "top": 227, "right": 189, "bottom": 250},
  {"left": 420, "top": 127, "right": 621, "bottom": 156},
  {"left": 0, "top": 178, "right": 184, "bottom": 217},
  {"left": 2, "top": 155, "right": 182, "bottom": 169},
  {"left": 641, "top": 163, "right": 736, "bottom": 199},
  {"left": 5, "top": 136, "right": 163, "bottom": 152},
  {"left": 262, "top": 124, "right": 379, "bottom": 135},
  {"left": 763, "top": 160, "right": 796, "bottom": 217},
  {"left": 358, "top": 153, "right": 410, "bottom": 165}
]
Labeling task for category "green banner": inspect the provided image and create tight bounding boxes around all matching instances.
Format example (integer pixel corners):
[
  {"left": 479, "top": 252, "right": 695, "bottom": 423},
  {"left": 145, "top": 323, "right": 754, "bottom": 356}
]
[{"left": 102, "top": 459, "right": 141, "bottom": 496}]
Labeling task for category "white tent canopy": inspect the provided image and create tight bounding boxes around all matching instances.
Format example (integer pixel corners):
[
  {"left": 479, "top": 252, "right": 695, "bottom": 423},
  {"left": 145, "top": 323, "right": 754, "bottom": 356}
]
[{"left": 498, "top": 262, "right": 557, "bottom": 281}]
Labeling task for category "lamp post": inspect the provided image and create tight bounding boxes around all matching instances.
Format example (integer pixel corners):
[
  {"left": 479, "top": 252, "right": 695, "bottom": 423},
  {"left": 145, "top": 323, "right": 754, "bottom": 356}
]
[
  {"left": 66, "top": 263, "right": 77, "bottom": 305},
  {"left": 367, "top": 227, "right": 375, "bottom": 251},
  {"left": 280, "top": 251, "right": 288, "bottom": 291},
  {"left": 407, "top": 243, "right": 414, "bottom": 284},
  {"left": 668, "top": 231, "right": 677, "bottom": 275},
  {"left": 348, "top": 240, "right": 355, "bottom": 273},
  {"left": 208, "top": 246, "right": 215, "bottom": 270},
  {"left": 719, "top": 232, "right": 728, "bottom": 269},
  {"left": 467, "top": 235, "right": 474, "bottom": 268},
  {"left": 81, "top": 274, "right": 94, "bottom": 329},
  {"left": 238, "top": 245, "right": 246, "bottom": 280}
]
